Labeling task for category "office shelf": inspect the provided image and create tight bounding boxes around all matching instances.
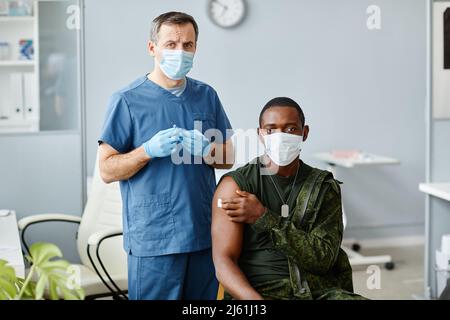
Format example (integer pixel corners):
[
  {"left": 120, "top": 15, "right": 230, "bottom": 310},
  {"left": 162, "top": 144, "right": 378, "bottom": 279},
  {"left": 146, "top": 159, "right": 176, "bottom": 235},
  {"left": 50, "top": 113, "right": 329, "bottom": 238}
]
[
  {"left": 0, "top": 16, "right": 35, "bottom": 23},
  {"left": 0, "top": 60, "right": 35, "bottom": 67}
]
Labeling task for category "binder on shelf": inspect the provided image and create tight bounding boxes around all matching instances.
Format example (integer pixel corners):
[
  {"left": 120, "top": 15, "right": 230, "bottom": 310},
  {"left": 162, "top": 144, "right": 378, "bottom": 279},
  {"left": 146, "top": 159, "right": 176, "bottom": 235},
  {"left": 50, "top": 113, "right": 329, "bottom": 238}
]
[
  {"left": 9, "top": 73, "right": 23, "bottom": 121},
  {"left": 23, "top": 72, "right": 37, "bottom": 120}
]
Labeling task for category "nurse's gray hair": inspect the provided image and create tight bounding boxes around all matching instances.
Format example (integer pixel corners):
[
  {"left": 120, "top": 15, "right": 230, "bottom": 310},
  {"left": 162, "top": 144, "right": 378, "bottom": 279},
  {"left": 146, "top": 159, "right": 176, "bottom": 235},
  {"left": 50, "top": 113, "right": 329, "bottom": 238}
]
[{"left": 150, "top": 11, "right": 199, "bottom": 43}]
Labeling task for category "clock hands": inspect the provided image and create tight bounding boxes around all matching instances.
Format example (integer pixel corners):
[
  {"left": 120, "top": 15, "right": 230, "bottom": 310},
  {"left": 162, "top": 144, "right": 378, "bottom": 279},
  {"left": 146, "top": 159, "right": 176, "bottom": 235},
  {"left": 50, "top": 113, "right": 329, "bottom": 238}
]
[
  {"left": 210, "top": 0, "right": 245, "bottom": 28},
  {"left": 213, "top": 0, "right": 228, "bottom": 17}
]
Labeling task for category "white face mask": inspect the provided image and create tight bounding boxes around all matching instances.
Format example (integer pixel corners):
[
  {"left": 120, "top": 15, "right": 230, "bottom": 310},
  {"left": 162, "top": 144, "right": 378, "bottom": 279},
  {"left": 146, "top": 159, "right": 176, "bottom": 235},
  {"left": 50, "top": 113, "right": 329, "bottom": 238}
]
[{"left": 262, "top": 132, "right": 303, "bottom": 166}]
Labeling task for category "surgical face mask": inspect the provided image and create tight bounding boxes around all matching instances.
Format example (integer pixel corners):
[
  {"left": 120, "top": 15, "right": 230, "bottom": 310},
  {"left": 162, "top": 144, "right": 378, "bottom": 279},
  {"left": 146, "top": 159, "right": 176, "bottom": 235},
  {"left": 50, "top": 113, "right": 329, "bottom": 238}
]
[
  {"left": 159, "top": 49, "right": 194, "bottom": 80},
  {"left": 262, "top": 132, "right": 303, "bottom": 166}
]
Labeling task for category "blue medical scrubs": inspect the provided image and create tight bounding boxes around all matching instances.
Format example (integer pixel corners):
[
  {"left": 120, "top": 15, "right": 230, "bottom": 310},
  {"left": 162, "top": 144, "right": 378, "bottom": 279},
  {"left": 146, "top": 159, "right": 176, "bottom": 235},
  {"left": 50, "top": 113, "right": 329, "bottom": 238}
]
[{"left": 98, "top": 76, "right": 233, "bottom": 300}]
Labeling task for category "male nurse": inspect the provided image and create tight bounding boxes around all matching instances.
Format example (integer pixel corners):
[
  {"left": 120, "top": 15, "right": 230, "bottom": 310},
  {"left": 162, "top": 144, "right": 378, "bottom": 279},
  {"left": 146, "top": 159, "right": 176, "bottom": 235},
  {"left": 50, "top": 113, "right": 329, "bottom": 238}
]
[{"left": 98, "top": 11, "right": 234, "bottom": 300}]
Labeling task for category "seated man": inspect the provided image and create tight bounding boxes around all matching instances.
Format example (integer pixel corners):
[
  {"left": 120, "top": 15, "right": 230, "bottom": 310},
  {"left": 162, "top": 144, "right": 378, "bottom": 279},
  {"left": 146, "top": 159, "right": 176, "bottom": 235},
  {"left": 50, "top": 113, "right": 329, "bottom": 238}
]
[{"left": 212, "top": 97, "right": 366, "bottom": 300}]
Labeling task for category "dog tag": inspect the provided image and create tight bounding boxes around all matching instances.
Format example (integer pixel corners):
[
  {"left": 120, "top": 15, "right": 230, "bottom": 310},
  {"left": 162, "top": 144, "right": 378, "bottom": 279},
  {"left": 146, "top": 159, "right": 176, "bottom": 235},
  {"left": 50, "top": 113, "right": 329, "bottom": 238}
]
[{"left": 281, "top": 204, "right": 289, "bottom": 218}]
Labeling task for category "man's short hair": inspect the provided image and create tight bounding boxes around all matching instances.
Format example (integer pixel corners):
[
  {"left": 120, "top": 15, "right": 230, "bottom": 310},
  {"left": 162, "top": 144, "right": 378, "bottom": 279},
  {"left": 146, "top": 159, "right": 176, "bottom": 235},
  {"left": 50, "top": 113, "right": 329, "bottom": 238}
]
[
  {"left": 259, "top": 97, "right": 306, "bottom": 127},
  {"left": 150, "top": 11, "right": 199, "bottom": 43}
]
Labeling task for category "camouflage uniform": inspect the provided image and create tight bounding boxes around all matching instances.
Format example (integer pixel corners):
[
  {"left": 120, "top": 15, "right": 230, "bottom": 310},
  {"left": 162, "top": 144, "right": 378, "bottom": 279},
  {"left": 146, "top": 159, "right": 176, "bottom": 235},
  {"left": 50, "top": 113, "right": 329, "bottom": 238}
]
[{"left": 223, "top": 157, "right": 366, "bottom": 300}]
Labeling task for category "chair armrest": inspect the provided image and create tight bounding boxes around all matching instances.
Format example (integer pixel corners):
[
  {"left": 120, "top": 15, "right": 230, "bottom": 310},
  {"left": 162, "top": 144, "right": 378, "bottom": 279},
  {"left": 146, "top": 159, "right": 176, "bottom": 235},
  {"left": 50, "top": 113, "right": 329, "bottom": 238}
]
[
  {"left": 86, "top": 228, "right": 127, "bottom": 299},
  {"left": 18, "top": 213, "right": 82, "bottom": 230},
  {"left": 87, "top": 228, "right": 123, "bottom": 247}
]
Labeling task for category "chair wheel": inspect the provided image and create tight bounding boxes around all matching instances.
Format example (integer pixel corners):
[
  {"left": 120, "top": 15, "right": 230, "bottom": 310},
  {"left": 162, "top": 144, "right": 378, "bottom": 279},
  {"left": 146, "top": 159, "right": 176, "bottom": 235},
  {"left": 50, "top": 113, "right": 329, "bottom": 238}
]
[
  {"left": 385, "top": 262, "right": 395, "bottom": 270},
  {"left": 352, "top": 243, "right": 361, "bottom": 252}
]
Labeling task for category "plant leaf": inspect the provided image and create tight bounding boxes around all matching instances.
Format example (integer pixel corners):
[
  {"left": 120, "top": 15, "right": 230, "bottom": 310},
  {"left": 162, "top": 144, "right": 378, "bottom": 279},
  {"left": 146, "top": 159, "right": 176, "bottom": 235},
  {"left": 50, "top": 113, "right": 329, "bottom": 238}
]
[
  {"left": 17, "top": 279, "right": 36, "bottom": 299},
  {"left": 48, "top": 280, "right": 59, "bottom": 300},
  {"left": 39, "top": 259, "right": 70, "bottom": 272},
  {"left": 0, "top": 260, "right": 17, "bottom": 281},
  {"left": 35, "top": 274, "right": 48, "bottom": 300},
  {"left": 0, "top": 278, "right": 16, "bottom": 300},
  {"left": 27, "top": 242, "right": 85, "bottom": 300},
  {"left": 0, "top": 259, "right": 18, "bottom": 300},
  {"left": 29, "top": 243, "right": 63, "bottom": 266}
]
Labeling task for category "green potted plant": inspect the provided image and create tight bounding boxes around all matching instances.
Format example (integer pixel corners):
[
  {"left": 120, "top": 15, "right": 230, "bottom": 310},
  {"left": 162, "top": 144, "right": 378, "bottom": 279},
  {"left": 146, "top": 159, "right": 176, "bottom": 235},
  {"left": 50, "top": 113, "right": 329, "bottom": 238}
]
[{"left": 0, "top": 242, "right": 84, "bottom": 300}]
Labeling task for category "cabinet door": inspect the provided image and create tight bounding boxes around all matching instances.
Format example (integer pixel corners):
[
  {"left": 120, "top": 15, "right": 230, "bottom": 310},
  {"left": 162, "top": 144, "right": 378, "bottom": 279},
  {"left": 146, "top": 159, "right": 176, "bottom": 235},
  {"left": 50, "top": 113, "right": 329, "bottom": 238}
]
[
  {"left": 38, "top": 0, "right": 80, "bottom": 131},
  {"left": 433, "top": 2, "right": 450, "bottom": 119},
  {"left": 445, "top": 8, "right": 449, "bottom": 69}
]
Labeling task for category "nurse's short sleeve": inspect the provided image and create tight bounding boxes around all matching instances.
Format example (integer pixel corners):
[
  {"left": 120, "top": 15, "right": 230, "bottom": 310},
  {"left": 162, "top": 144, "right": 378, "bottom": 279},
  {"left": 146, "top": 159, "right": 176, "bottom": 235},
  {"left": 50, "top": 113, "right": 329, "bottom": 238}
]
[
  {"left": 213, "top": 91, "right": 233, "bottom": 142},
  {"left": 98, "top": 93, "right": 133, "bottom": 154}
]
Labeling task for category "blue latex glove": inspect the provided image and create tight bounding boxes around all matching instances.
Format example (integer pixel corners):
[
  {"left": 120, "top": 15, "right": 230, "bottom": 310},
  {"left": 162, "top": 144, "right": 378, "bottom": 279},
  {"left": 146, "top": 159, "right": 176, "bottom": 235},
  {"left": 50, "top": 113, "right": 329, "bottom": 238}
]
[
  {"left": 142, "top": 127, "right": 182, "bottom": 158},
  {"left": 181, "top": 129, "right": 212, "bottom": 157}
]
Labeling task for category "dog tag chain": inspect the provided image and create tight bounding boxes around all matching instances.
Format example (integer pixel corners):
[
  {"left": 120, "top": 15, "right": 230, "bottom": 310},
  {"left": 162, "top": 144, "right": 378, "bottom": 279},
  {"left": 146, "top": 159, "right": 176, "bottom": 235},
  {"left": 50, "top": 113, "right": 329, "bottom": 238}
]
[{"left": 268, "top": 163, "right": 300, "bottom": 218}]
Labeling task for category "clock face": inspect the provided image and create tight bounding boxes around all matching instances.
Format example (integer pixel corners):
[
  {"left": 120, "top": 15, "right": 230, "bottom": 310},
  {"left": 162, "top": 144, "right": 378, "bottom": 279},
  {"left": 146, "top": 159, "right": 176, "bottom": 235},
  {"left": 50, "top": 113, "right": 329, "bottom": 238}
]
[{"left": 209, "top": 0, "right": 246, "bottom": 28}]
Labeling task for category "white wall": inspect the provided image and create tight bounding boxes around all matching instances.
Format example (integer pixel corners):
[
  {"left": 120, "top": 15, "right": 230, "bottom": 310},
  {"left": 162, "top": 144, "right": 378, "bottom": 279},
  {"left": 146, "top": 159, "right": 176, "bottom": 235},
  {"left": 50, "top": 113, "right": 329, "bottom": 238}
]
[
  {"left": 85, "top": 0, "right": 427, "bottom": 239},
  {"left": 0, "top": 133, "right": 82, "bottom": 263}
]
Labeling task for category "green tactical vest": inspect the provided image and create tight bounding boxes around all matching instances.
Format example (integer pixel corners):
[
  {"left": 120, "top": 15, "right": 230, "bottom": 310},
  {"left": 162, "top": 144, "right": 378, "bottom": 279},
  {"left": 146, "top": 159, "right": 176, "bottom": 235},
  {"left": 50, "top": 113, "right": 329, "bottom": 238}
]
[{"left": 286, "top": 167, "right": 354, "bottom": 300}]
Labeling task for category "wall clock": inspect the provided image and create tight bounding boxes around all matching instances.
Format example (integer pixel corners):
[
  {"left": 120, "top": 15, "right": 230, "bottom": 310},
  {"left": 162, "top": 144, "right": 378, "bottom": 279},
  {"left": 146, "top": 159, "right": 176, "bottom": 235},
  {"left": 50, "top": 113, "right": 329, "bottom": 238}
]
[{"left": 208, "top": 0, "right": 247, "bottom": 28}]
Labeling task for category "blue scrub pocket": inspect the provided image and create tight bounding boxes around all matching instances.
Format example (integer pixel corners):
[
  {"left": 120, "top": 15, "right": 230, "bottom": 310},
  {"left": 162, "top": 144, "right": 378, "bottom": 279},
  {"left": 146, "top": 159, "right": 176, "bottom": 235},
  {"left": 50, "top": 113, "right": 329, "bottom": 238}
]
[
  {"left": 192, "top": 112, "right": 215, "bottom": 132},
  {"left": 132, "top": 192, "right": 174, "bottom": 241}
]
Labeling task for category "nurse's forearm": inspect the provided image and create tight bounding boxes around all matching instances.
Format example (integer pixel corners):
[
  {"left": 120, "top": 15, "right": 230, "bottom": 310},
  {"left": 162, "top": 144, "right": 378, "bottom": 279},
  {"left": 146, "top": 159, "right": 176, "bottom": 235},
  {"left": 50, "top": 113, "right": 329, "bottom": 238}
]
[{"left": 100, "top": 146, "right": 151, "bottom": 183}]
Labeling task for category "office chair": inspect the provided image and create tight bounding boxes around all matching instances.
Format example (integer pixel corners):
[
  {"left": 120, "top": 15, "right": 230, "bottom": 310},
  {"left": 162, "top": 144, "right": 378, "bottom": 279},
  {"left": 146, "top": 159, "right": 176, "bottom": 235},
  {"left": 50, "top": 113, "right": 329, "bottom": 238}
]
[{"left": 17, "top": 153, "right": 128, "bottom": 299}]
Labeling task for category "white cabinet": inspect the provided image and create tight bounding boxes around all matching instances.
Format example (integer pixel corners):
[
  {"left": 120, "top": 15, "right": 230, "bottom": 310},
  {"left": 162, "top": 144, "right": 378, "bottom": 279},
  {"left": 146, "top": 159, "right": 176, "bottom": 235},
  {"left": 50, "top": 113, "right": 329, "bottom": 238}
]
[
  {"left": 0, "top": 0, "right": 81, "bottom": 133},
  {"left": 0, "top": 1, "right": 39, "bottom": 133}
]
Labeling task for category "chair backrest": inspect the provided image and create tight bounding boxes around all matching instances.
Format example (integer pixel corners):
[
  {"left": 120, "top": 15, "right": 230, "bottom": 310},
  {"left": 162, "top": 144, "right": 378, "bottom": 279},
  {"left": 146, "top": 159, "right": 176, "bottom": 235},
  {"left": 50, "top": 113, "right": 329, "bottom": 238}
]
[{"left": 76, "top": 153, "right": 127, "bottom": 276}]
